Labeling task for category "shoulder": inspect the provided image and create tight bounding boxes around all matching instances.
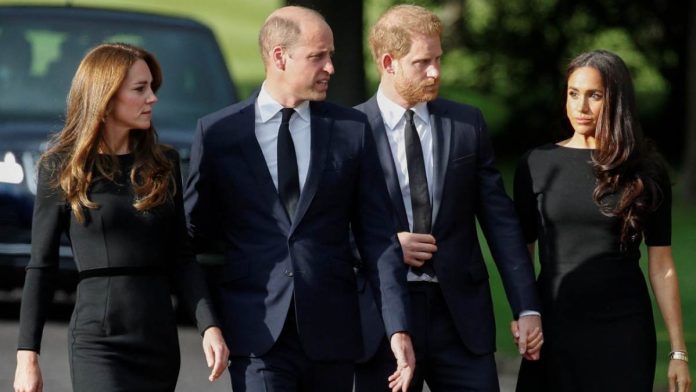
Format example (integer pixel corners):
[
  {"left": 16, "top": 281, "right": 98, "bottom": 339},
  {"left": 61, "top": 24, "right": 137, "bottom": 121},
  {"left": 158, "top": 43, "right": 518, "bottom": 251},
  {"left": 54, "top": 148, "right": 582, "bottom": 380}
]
[
  {"left": 158, "top": 144, "right": 180, "bottom": 163},
  {"left": 198, "top": 96, "right": 255, "bottom": 131},
  {"left": 37, "top": 152, "right": 66, "bottom": 177},
  {"left": 428, "top": 98, "right": 482, "bottom": 121},
  {"left": 312, "top": 101, "right": 369, "bottom": 124}
]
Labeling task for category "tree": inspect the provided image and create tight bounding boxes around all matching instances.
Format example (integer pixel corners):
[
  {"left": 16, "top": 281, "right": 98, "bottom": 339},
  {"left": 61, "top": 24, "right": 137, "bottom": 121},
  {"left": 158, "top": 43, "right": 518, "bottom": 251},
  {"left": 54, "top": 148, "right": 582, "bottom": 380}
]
[
  {"left": 683, "top": 0, "right": 696, "bottom": 203},
  {"left": 287, "top": 0, "right": 366, "bottom": 106}
]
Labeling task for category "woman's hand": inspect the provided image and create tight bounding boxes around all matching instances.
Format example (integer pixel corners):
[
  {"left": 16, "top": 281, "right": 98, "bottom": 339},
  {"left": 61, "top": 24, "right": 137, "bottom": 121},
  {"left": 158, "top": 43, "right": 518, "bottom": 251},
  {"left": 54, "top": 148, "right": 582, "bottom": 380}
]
[
  {"left": 202, "top": 327, "right": 229, "bottom": 382},
  {"left": 14, "top": 350, "right": 42, "bottom": 392},
  {"left": 667, "top": 358, "right": 691, "bottom": 392}
]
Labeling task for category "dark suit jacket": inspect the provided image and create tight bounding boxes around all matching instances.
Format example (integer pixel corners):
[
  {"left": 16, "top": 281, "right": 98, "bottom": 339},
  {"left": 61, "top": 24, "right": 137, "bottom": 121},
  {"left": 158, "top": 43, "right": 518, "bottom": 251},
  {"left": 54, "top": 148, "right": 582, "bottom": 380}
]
[
  {"left": 184, "top": 94, "right": 410, "bottom": 361},
  {"left": 356, "top": 96, "right": 540, "bottom": 359}
]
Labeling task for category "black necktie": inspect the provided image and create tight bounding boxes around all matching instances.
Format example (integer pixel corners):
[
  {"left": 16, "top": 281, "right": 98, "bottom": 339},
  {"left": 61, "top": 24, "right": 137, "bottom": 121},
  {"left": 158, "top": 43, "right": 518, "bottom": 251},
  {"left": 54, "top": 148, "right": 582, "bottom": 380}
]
[
  {"left": 277, "top": 107, "right": 299, "bottom": 220},
  {"left": 404, "top": 110, "right": 434, "bottom": 276}
]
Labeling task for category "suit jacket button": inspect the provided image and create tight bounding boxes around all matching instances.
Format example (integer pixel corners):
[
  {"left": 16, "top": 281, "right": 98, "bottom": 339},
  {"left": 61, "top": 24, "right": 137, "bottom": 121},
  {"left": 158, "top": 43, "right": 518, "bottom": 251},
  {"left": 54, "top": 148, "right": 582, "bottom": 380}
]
[{"left": 285, "top": 270, "right": 294, "bottom": 277}]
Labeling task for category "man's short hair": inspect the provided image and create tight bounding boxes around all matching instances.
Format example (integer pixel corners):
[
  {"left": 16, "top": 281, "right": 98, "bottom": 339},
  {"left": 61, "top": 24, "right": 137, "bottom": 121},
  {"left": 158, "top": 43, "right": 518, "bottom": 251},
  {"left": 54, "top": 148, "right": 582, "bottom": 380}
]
[
  {"left": 258, "top": 7, "right": 325, "bottom": 65},
  {"left": 368, "top": 5, "right": 442, "bottom": 66}
]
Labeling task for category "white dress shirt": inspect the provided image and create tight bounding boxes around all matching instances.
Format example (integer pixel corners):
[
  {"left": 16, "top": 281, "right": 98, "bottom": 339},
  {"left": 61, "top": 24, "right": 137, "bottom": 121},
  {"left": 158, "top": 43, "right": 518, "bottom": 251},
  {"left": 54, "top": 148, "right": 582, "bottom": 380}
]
[
  {"left": 376, "top": 88, "right": 434, "bottom": 231},
  {"left": 254, "top": 83, "right": 311, "bottom": 192},
  {"left": 376, "top": 87, "right": 437, "bottom": 282}
]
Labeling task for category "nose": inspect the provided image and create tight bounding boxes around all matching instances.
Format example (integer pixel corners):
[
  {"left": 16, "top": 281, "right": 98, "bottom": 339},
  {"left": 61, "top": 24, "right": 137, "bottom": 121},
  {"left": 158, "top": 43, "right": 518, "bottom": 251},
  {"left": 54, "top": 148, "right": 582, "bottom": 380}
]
[
  {"left": 426, "top": 64, "right": 440, "bottom": 79},
  {"left": 324, "top": 59, "right": 335, "bottom": 75},
  {"left": 147, "top": 89, "right": 158, "bottom": 104}
]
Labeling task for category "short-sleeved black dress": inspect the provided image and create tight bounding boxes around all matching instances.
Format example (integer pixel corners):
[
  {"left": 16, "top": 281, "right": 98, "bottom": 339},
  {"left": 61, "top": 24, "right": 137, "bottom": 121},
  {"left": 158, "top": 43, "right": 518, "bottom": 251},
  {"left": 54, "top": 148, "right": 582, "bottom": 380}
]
[
  {"left": 18, "top": 150, "right": 218, "bottom": 391},
  {"left": 513, "top": 144, "right": 670, "bottom": 392}
]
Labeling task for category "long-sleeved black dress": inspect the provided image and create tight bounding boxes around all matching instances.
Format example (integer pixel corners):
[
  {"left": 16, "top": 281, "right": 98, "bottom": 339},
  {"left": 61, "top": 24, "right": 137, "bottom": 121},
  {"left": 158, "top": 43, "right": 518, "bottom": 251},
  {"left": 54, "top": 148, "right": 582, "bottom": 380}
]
[
  {"left": 513, "top": 144, "right": 670, "bottom": 391},
  {"left": 18, "top": 150, "right": 218, "bottom": 391}
]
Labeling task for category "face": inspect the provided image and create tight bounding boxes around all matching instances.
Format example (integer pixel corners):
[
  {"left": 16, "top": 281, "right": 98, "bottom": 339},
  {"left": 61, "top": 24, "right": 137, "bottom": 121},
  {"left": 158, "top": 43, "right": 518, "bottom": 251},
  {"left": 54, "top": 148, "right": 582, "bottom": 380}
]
[
  {"left": 105, "top": 59, "right": 158, "bottom": 134},
  {"left": 283, "top": 21, "right": 335, "bottom": 103},
  {"left": 392, "top": 33, "right": 442, "bottom": 106},
  {"left": 566, "top": 66, "right": 605, "bottom": 136}
]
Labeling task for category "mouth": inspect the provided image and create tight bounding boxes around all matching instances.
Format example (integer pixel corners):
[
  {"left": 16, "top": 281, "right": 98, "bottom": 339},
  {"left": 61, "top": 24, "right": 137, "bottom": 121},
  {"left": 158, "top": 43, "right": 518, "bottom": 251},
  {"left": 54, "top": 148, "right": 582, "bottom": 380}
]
[{"left": 575, "top": 117, "right": 593, "bottom": 124}]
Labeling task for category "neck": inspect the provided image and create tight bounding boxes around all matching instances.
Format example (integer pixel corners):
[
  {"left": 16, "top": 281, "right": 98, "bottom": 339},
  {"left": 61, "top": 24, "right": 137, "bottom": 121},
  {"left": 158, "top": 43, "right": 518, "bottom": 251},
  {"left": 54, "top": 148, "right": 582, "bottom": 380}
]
[
  {"left": 560, "top": 133, "right": 596, "bottom": 149},
  {"left": 379, "top": 80, "right": 411, "bottom": 109},
  {"left": 264, "top": 78, "right": 304, "bottom": 108},
  {"left": 101, "top": 127, "right": 130, "bottom": 154}
]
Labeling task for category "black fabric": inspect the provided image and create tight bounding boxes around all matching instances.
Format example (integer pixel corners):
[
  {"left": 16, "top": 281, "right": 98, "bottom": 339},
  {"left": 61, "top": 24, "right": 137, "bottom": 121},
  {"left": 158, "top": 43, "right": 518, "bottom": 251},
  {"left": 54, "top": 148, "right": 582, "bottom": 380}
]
[
  {"left": 18, "top": 151, "right": 218, "bottom": 391},
  {"left": 513, "top": 144, "right": 669, "bottom": 391},
  {"left": 355, "top": 283, "right": 500, "bottom": 392},
  {"left": 277, "top": 107, "right": 300, "bottom": 220},
  {"left": 404, "top": 110, "right": 434, "bottom": 277}
]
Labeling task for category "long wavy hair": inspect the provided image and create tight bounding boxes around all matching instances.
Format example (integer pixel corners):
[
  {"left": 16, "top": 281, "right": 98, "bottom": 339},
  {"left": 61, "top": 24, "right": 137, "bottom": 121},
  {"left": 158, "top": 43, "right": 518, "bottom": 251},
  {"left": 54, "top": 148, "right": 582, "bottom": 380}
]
[
  {"left": 41, "top": 42, "right": 174, "bottom": 223},
  {"left": 566, "top": 50, "right": 665, "bottom": 247}
]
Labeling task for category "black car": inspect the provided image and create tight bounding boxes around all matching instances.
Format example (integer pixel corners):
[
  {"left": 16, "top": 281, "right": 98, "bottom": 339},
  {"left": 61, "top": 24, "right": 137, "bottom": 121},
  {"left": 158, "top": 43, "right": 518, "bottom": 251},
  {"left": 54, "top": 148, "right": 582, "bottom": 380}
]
[{"left": 0, "top": 5, "right": 238, "bottom": 292}]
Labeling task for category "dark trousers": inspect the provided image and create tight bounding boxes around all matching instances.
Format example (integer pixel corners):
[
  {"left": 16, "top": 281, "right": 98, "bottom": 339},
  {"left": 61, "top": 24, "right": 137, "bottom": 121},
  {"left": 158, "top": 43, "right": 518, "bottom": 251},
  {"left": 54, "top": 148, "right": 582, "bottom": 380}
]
[
  {"left": 355, "top": 282, "right": 500, "bottom": 392},
  {"left": 229, "top": 304, "right": 354, "bottom": 392}
]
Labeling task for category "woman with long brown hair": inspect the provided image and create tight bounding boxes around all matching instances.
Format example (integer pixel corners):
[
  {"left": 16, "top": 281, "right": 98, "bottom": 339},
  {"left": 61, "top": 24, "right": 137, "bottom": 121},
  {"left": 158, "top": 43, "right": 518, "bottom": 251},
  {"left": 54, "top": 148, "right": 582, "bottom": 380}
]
[
  {"left": 13, "top": 43, "right": 228, "bottom": 392},
  {"left": 513, "top": 50, "right": 691, "bottom": 391}
]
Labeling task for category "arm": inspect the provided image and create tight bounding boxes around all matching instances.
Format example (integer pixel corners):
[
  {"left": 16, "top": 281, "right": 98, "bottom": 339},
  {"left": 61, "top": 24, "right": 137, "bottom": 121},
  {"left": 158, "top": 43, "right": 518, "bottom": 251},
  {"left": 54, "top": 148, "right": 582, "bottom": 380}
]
[
  {"left": 474, "top": 111, "right": 539, "bottom": 316},
  {"left": 15, "top": 159, "right": 68, "bottom": 392},
  {"left": 648, "top": 246, "right": 691, "bottom": 392},
  {"left": 351, "top": 120, "right": 414, "bottom": 391},
  {"left": 168, "top": 149, "right": 228, "bottom": 382}
]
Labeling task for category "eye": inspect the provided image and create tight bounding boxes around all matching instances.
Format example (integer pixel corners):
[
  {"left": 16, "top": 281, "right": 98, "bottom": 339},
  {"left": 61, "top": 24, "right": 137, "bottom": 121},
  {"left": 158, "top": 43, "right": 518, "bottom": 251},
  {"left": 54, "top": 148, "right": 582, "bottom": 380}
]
[
  {"left": 568, "top": 90, "right": 578, "bottom": 98},
  {"left": 591, "top": 92, "right": 603, "bottom": 100}
]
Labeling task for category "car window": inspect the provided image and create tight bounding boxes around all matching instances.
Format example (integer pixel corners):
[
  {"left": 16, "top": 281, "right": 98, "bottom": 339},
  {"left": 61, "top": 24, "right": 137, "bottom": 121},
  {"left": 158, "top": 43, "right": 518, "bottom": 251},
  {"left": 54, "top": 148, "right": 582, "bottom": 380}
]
[{"left": 0, "top": 14, "right": 236, "bottom": 132}]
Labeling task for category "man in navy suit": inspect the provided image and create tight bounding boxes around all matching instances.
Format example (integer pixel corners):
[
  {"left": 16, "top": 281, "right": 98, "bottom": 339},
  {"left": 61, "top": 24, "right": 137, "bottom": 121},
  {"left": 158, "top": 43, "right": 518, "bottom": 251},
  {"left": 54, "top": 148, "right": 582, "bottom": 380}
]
[
  {"left": 184, "top": 6, "right": 414, "bottom": 392},
  {"left": 354, "top": 5, "right": 543, "bottom": 391}
]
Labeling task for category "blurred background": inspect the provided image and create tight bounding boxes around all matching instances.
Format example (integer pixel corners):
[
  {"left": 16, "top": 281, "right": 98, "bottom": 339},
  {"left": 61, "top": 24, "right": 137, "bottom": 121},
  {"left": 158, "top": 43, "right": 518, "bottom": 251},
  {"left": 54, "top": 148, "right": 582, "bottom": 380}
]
[{"left": 0, "top": 0, "right": 693, "bottom": 390}]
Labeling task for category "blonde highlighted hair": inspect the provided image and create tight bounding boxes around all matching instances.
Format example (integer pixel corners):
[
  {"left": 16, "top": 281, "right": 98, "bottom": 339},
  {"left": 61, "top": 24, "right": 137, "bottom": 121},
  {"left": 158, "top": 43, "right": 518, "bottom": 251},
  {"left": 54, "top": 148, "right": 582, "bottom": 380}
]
[
  {"left": 368, "top": 5, "right": 442, "bottom": 69},
  {"left": 41, "top": 42, "right": 174, "bottom": 223}
]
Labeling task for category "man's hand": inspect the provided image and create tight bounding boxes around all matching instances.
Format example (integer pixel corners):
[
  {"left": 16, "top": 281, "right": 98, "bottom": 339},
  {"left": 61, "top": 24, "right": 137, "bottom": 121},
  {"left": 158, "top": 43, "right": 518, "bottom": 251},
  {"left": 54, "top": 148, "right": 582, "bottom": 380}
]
[
  {"left": 387, "top": 332, "right": 415, "bottom": 392},
  {"left": 397, "top": 232, "right": 437, "bottom": 267},
  {"left": 510, "top": 315, "right": 543, "bottom": 361},
  {"left": 202, "top": 327, "right": 230, "bottom": 382}
]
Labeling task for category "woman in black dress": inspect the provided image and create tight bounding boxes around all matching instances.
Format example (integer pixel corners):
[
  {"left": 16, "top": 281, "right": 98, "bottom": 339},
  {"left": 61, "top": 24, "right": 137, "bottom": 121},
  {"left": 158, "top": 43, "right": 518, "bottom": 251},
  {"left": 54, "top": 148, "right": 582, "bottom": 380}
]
[
  {"left": 513, "top": 50, "right": 691, "bottom": 391},
  {"left": 13, "top": 43, "right": 229, "bottom": 392}
]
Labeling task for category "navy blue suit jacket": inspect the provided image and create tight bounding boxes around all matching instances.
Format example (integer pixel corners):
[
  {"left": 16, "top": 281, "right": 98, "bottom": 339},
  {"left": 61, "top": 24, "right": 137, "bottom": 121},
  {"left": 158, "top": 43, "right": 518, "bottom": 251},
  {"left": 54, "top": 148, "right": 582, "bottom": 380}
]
[
  {"left": 184, "top": 94, "right": 411, "bottom": 361},
  {"left": 356, "top": 96, "right": 540, "bottom": 359}
]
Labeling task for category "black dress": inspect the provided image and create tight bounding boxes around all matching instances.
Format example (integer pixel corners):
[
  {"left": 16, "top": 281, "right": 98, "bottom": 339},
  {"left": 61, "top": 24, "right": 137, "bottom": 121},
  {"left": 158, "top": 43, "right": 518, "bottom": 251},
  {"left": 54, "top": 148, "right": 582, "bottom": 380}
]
[
  {"left": 18, "top": 150, "right": 218, "bottom": 391},
  {"left": 513, "top": 144, "right": 670, "bottom": 392}
]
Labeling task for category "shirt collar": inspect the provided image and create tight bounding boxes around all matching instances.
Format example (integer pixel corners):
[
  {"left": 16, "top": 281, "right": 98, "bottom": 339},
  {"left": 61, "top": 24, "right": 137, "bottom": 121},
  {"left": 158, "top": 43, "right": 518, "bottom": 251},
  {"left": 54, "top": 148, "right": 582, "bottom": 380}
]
[
  {"left": 376, "top": 86, "right": 430, "bottom": 130},
  {"left": 257, "top": 82, "right": 311, "bottom": 123}
]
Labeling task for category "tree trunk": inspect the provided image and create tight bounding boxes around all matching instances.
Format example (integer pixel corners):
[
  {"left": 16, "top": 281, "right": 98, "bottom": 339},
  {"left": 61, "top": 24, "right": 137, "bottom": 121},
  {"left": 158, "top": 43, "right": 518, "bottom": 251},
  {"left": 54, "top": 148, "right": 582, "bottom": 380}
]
[
  {"left": 287, "top": 0, "right": 366, "bottom": 106},
  {"left": 683, "top": 0, "right": 696, "bottom": 204}
]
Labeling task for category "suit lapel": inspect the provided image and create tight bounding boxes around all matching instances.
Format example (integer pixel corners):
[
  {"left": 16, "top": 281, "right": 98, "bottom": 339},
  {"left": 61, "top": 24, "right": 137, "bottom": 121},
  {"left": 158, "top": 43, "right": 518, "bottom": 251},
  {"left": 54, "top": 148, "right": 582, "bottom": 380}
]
[
  {"left": 237, "top": 97, "right": 293, "bottom": 228},
  {"left": 363, "top": 97, "right": 409, "bottom": 231},
  {"left": 429, "top": 101, "right": 451, "bottom": 229},
  {"left": 290, "top": 101, "right": 331, "bottom": 232}
]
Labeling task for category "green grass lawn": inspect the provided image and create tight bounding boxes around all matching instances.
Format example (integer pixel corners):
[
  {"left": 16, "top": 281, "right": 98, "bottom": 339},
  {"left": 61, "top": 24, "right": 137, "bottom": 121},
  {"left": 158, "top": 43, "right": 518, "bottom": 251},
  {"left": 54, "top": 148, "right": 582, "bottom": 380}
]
[{"left": 487, "top": 160, "right": 696, "bottom": 389}]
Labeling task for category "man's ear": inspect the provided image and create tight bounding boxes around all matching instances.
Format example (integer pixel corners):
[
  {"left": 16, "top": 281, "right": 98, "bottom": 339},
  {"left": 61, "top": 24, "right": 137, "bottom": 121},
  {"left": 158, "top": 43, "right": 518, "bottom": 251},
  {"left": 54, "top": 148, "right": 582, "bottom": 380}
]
[
  {"left": 382, "top": 53, "right": 397, "bottom": 74},
  {"left": 272, "top": 46, "right": 286, "bottom": 70}
]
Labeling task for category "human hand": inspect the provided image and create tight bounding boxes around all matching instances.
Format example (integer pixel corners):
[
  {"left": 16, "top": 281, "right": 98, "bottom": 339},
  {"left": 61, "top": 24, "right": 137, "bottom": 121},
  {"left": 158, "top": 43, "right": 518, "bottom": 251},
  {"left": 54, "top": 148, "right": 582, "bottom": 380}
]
[
  {"left": 14, "top": 350, "right": 42, "bottom": 392},
  {"left": 510, "top": 315, "right": 543, "bottom": 361},
  {"left": 202, "top": 327, "right": 230, "bottom": 382},
  {"left": 388, "top": 332, "right": 415, "bottom": 392},
  {"left": 667, "top": 357, "right": 691, "bottom": 392},
  {"left": 397, "top": 232, "right": 437, "bottom": 268}
]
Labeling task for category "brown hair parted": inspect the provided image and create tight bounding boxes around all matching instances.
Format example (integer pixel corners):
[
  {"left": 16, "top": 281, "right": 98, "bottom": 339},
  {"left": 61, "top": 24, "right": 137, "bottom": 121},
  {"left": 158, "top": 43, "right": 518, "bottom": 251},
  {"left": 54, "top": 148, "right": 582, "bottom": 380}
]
[
  {"left": 566, "top": 49, "right": 667, "bottom": 247},
  {"left": 368, "top": 4, "right": 442, "bottom": 69},
  {"left": 41, "top": 42, "right": 174, "bottom": 223}
]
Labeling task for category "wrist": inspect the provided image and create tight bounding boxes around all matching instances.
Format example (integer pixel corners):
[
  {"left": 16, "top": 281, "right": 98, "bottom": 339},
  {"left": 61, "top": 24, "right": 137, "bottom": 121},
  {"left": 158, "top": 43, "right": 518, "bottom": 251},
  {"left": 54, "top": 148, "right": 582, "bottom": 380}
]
[
  {"left": 668, "top": 350, "right": 689, "bottom": 363},
  {"left": 17, "top": 350, "right": 39, "bottom": 363}
]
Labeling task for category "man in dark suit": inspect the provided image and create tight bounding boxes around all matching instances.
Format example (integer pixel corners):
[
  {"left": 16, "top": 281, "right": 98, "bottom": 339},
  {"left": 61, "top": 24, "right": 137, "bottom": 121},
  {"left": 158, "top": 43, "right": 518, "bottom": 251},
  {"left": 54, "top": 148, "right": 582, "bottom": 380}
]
[
  {"left": 184, "top": 6, "right": 415, "bottom": 392},
  {"left": 354, "top": 5, "right": 543, "bottom": 391}
]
